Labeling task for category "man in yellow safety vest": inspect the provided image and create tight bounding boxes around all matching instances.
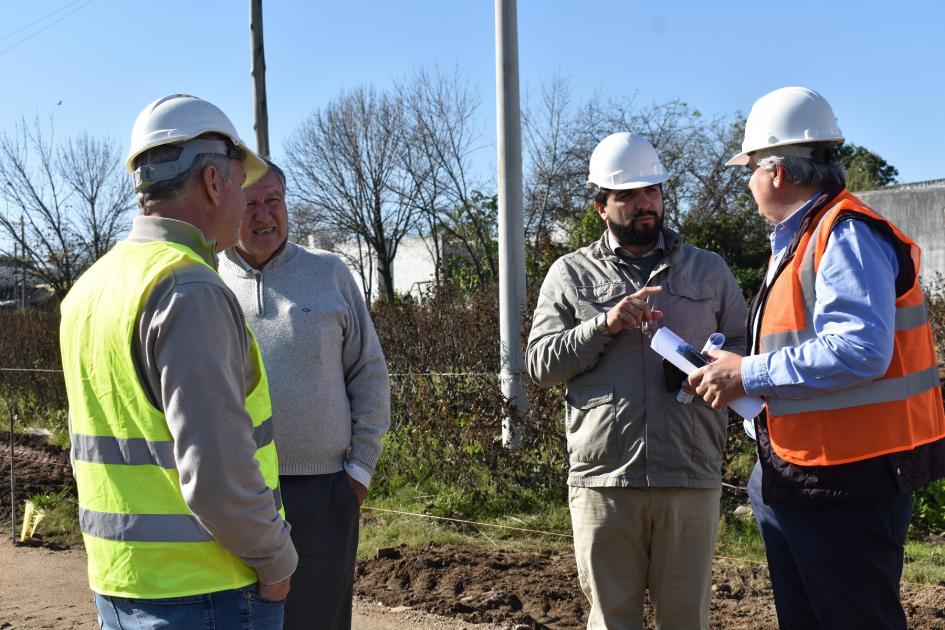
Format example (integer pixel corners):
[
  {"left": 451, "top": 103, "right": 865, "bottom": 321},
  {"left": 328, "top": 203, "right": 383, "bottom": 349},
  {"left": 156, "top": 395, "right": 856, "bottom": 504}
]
[{"left": 60, "top": 94, "right": 297, "bottom": 630}]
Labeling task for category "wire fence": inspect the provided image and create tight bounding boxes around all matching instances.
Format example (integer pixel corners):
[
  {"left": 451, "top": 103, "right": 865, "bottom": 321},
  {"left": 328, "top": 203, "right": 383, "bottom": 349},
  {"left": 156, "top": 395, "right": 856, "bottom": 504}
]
[{"left": 2, "top": 363, "right": 945, "bottom": 598}]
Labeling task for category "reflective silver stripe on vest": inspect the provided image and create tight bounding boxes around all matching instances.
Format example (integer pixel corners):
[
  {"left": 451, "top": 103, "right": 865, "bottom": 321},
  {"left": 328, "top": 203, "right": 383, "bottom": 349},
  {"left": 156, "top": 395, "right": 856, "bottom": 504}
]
[
  {"left": 760, "top": 301, "right": 924, "bottom": 351},
  {"left": 79, "top": 507, "right": 213, "bottom": 542},
  {"left": 895, "top": 303, "right": 928, "bottom": 331},
  {"left": 797, "top": 218, "right": 820, "bottom": 327},
  {"left": 760, "top": 328, "right": 815, "bottom": 352},
  {"left": 759, "top": 215, "right": 822, "bottom": 353},
  {"left": 253, "top": 417, "right": 274, "bottom": 449},
  {"left": 72, "top": 417, "right": 274, "bottom": 468},
  {"left": 80, "top": 485, "right": 283, "bottom": 543},
  {"left": 71, "top": 433, "right": 176, "bottom": 468},
  {"left": 768, "top": 365, "right": 940, "bottom": 416}
]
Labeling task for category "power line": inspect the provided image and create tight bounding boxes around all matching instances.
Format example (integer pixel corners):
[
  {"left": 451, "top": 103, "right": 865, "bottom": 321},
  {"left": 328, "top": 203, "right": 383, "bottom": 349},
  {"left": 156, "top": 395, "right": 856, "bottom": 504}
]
[
  {"left": 0, "top": 0, "right": 87, "bottom": 44},
  {"left": 0, "top": 0, "right": 97, "bottom": 57}
]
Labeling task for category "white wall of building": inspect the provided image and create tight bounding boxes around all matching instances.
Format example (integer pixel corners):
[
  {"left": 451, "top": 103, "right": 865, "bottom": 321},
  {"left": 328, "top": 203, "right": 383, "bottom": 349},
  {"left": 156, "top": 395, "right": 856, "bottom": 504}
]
[{"left": 326, "top": 235, "right": 439, "bottom": 301}]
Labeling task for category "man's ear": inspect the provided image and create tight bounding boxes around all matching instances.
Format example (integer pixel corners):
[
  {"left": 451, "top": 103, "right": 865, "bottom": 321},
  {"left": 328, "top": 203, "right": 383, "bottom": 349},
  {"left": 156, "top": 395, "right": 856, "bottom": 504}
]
[
  {"left": 594, "top": 200, "right": 607, "bottom": 220},
  {"left": 771, "top": 164, "right": 786, "bottom": 189},
  {"left": 201, "top": 164, "right": 223, "bottom": 206}
]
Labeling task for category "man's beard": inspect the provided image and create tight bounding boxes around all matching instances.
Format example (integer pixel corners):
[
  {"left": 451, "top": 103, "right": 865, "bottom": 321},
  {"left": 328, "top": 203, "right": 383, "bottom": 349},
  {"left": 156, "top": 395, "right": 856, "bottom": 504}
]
[{"left": 609, "top": 212, "right": 663, "bottom": 248}]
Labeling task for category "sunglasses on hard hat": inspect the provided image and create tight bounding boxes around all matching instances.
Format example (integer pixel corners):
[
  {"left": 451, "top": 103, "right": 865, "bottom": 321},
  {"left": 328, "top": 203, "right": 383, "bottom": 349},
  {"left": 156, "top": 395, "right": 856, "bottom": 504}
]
[{"left": 223, "top": 142, "right": 245, "bottom": 162}]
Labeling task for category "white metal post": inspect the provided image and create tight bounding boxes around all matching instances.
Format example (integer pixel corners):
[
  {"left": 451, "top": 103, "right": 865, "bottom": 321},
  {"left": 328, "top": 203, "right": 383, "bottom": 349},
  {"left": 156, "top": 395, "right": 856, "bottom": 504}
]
[{"left": 495, "top": 0, "right": 528, "bottom": 447}]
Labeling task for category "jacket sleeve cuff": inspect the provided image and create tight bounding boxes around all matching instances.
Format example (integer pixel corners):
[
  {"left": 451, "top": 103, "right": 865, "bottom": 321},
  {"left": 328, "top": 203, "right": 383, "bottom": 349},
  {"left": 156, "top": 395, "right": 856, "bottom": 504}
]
[
  {"left": 741, "top": 353, "right": 773, "bottom": 397},
  {"left": 348, "top": 443, "right": 381, "bottom": 478},
  {"left": 582, "top": 314, "right": 614, "bottom": 351},
  {"left": 344, "top": 461, "right": 373, "bottom": 488},
  {"left": 254, "top": 532, "right": 298, "bottom": 585}
]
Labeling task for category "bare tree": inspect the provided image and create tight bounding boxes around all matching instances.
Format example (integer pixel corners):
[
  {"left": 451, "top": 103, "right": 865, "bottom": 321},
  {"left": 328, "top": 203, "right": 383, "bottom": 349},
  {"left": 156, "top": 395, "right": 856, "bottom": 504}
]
[
  {"left": 399, "top": 68, "right": 494, "bottom": 284},
  {"left": 616, "top": 100, "right": 746, "bottom": 229},
  {"left": 522, "top": 83, "right": 750, "bottom": 241},
  {"left": 522, "top": 75, "right": 606, "bottom": 257},
  {"left": 286, "top": 87, "right": 417, "bottom": 302},
  {"left": 0, "top": 118, "right": 133, "bottom": 298}
]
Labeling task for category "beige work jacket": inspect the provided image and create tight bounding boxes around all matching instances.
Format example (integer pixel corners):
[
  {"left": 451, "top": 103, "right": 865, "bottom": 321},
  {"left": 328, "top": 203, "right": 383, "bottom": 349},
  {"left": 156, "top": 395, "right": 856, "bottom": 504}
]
[{"left": 526, "top": 229, "right": 747, "bottom": 488}]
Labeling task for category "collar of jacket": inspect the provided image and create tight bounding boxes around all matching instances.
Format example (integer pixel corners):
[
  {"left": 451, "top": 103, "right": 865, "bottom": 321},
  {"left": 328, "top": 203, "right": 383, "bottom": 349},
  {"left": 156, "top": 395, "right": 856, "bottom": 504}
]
[
  {"left": 782, "top": 182, "right": 847, "bottom": 264},
  {"left": 593, "top": 228, "right": 682, "bottom": 264},
  {"left": 127, "top": 216, "right": 218, "bottom": 269},
  {"left": 220, "top": 239, "right": 301, "bottom": 276}
]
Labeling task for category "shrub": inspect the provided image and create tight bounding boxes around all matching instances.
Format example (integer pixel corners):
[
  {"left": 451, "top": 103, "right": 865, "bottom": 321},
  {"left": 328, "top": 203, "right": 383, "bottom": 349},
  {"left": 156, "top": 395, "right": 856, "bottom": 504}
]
[
  {"left": 372, "top": 283, "right": 569, "bottom": 519},
  {"left": 0, "top": 309, "right": 67, "bottom": 439}
]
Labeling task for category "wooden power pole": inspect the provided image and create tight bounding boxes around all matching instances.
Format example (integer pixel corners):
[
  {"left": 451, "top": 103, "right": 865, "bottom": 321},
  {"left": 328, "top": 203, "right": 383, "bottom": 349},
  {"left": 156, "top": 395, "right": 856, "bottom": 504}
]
[{"left": 249, "top": 0, "right": 270, "bottom": 158}]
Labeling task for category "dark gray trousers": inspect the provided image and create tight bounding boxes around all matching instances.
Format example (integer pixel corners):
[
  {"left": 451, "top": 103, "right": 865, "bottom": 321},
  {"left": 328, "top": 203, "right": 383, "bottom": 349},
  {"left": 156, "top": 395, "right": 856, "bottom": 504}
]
[{"left": 281, "top": 472, "right": 360, "bottom": 630}]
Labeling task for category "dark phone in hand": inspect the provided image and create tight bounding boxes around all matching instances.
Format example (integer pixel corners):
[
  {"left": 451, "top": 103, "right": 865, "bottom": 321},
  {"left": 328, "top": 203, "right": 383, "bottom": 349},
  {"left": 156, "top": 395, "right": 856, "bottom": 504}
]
[{"left": 677, "top": 344, "right": 708, "bottom": 368}]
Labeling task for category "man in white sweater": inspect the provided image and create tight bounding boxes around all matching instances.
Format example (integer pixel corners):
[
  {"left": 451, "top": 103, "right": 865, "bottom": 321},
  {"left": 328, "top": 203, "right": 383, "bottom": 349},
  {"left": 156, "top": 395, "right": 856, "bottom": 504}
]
[{"left": 219, "top": 159, "right": 391, "bottom": 630}]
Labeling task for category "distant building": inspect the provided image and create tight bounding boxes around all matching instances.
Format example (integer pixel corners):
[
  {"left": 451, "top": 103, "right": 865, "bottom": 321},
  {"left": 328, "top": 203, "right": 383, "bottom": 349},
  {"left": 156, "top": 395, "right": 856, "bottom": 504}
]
[
  {"left": 855, "top": 179, "right": 945, "bottom": 282},
  {"left": 307, "top": 234, "right": 445, "bottom": 301}
]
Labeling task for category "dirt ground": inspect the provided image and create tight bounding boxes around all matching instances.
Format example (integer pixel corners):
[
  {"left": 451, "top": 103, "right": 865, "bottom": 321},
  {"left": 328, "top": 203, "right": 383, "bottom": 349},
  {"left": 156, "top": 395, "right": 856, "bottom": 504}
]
[
  {"left": 0, "top": 431, "right": 72, "bottom": 525},
  {"left": 0, "top": 542, "right": 507, "bottom": 630},
  {"left": 4, "top": 431, "right": 945, "bottom": 629}
]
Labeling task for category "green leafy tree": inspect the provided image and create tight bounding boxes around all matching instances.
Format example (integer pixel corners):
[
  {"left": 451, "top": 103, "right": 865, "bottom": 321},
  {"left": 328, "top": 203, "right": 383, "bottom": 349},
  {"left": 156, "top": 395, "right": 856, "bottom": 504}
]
[
  {"left": 681, "top": 200, "right": 770, "bottom": 300},
  {"left": 442, "top": 192, "right": 499, "bottom": 295},
  {"left": 838, "top": 143, "right": 898, "bottom": 191},
  {"left": 568, "top": 205, "right": 605, "bottom": 251}
]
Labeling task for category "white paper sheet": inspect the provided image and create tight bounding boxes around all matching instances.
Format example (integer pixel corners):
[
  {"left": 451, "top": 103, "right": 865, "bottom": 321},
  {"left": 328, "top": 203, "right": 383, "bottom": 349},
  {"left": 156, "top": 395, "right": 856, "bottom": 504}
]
[{"left": 650, "top": 327, "right": 765, "bottom": 420}]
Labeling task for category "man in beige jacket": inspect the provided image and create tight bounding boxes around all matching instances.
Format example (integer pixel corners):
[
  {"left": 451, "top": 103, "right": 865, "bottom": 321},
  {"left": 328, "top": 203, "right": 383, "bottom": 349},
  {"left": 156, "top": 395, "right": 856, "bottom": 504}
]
[{"left": 526, "top": 132, "right": 747, "bottom": 630}]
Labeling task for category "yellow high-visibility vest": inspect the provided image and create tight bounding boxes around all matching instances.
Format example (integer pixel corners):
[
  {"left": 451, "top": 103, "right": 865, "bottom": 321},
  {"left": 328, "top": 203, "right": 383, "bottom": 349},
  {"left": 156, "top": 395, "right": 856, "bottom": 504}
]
[{"left": 61, "top": 240, "right": 280, "bottom": 598}]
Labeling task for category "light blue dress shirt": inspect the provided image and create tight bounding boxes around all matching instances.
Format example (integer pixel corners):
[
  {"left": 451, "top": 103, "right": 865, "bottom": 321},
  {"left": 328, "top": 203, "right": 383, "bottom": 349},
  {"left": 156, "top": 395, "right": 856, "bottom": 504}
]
[{"left": 742, "top": 192, "right": 900, "bottom": 400}]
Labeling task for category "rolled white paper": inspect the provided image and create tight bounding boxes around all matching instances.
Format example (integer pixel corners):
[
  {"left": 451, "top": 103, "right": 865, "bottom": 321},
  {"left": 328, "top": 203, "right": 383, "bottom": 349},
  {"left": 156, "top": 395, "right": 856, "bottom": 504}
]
[
  {"left": 677, "top": 332, "right": 728, "bottom": 404},
  {"left": 702, "top": 333, "right": 726, "bottom": 353},
  {"left": 651, "top": 327, "right": 765, "bottom": 420}
]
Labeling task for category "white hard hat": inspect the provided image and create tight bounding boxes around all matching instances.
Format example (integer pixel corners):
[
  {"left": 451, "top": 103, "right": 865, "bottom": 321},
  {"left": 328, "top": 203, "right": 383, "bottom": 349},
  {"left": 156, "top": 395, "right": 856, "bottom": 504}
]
[
  {"left": 587, "top": 132, "right": 670, "bottom": 190},
  {"left": 125, "top": 94, "right": 268, "bottom": 191},
  {"left": 726, "top": 86, "right": 844, "bottom": 166}
]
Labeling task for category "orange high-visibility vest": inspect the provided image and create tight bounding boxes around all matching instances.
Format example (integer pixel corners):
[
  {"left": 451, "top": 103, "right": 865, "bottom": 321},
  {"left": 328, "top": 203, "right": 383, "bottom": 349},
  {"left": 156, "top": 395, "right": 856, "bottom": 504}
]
[{"left": 758, "top": 190, "right": 945, "bottom": 466}]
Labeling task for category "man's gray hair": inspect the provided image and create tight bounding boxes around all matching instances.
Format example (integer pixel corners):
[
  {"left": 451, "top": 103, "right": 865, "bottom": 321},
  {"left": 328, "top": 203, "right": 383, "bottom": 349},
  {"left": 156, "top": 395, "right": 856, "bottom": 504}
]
[
  {"left": 755, "top": 143, "right": 845, "bottom": 188},
  {"left": 133, "top": 137, "right": 234, "bottom": 213}
]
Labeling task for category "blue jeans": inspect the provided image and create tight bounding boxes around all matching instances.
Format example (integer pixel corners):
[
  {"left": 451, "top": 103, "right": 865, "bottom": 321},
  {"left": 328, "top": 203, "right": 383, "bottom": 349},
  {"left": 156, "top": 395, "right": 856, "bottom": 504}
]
[
  {"left": 95, "top": 583, "right": 284, "bottom": 630},
  {"left": 748, "top": 461, "right": 911, "bottom": 630}
]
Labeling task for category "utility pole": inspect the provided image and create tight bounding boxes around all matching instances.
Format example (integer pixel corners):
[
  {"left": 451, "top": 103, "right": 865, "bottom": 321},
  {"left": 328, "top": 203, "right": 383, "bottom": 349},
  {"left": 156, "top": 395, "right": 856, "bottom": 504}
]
[
  {"left": 494, "top": 0, "right": 528, "bottom": 448},
  {"left": 249, "top": 0, "right": 270, "bottom": 158}
]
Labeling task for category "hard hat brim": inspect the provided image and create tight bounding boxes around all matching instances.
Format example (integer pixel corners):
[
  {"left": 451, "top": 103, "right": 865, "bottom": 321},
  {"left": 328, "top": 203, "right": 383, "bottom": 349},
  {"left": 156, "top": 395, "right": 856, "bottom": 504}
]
[
  {"left": 725, "top": 136, "right": 845, "bottom": 168},
  {"left": 240, "top": 142, "right": 269, "bottom": 188},
  {"left": 586, "top": 171, "right": 671, "bottom": 190},
  {"left": 725, "top": 152, "right": 750, "bottom": 167}
]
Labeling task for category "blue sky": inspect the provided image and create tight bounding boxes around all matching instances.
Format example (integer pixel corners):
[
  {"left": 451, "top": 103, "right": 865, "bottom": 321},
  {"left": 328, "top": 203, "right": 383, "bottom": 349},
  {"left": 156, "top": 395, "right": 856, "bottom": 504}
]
[{"left": 3, "top": 0, "right": 943, "bottom": 185}]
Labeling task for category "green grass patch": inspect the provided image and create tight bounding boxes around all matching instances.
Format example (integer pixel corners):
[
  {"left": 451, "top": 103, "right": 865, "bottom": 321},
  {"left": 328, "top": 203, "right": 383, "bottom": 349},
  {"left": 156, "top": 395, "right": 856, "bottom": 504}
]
[
  {"left": 903, "top": 538, "right": 945, "bottom": 585},
  {"left": 715, "top": 510, "right": 766, "bottom": 563},
  {"left": 358, "top": 485, "right": 573, "bottom": 559},
  {"left": 24, "top": 488, "right": 83, "bottom": 547},
  {"left": 0, "top": 396, "right": 70, "bottom": 449}
]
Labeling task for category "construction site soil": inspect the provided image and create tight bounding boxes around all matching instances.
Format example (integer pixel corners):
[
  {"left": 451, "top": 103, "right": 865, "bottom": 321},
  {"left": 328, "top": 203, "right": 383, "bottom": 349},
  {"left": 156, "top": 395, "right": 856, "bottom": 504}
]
[{"left": 4, "top": 431, "right": 945, "bottom": 629}]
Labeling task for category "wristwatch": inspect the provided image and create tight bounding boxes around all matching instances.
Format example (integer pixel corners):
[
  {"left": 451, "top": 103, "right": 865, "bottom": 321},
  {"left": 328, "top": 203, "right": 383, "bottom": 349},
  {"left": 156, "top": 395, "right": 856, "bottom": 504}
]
[{"left": 595, "top": 313, "right": 613, "bottom": 337}]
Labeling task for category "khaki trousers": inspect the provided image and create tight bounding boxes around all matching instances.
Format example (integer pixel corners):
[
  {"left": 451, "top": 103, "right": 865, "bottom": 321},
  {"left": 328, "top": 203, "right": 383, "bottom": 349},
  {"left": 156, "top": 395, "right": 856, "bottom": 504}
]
[{"left": 569, "top": 486, "right": 721, "bottom": 630}]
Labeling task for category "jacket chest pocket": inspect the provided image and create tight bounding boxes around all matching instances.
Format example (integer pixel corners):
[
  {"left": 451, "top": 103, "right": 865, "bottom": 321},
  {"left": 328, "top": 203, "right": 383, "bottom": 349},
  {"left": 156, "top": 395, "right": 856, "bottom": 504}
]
[
  {"left": 565, "top": 384, "right": 617, "bottom": 464},
  {"left": 575, "top": 282, "right": 630, "bottom": 322},
  {"left": 663, "top": 278, "right": 719, "bottom": 347}
]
